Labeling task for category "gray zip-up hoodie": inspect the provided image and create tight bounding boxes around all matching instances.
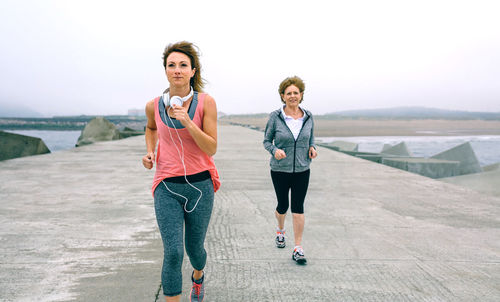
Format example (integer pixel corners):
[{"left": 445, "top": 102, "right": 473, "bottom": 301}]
[{"left": 263, "top": 107, "right": 316, "bottom": 173}]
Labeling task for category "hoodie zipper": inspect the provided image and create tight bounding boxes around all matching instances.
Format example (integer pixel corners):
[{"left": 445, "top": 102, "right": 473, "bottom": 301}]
[{"left": 278, "top": 111, "right": 310, "bottom": 173}]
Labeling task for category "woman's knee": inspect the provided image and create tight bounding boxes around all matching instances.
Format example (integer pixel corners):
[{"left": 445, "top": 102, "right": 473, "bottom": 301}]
[
  {"left": 276, "top": 199, "right": 290, "bottom": 214},
  {"left": 186, "top": 247, "right": 206, "bottom": 269},
  {"left": 290, "top": 204, "right": 304, "bottom": 214},
  {"left": 186, "top": 242, "right": 206, "bottom": 258},
  {"left": 164, "top": 246, "right": 184, "bottom": 266}
]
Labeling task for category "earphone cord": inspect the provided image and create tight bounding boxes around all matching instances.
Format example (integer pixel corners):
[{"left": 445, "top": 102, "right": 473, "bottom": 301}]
[{"left": 161, "top": 106, "right": 203, "bottom": 213}]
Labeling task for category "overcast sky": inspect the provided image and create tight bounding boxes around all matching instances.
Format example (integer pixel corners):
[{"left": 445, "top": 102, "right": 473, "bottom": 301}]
[{"left": 1, "top": 0, "right": 499, "bottom": 117}]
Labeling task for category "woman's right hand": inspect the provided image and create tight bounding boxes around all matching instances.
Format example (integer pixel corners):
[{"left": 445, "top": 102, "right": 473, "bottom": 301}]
[
  {"left": 274, "top": 149, "right": 287, "bottom": 160},
  {"left": 142, "top": 152, "right": 155, "bottom": 169}
]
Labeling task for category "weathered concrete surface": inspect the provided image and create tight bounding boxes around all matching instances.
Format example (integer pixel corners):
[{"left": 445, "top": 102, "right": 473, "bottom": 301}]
[
  {"left": 439, "top": 169, "right": 500, "bottom": 198},
  {"left": 1, "top": 125, "right": 499, "bottom": 301},
  {"left": 0, "top": 136, "right": 160, "bottom": 302},
  {"left": 0, "top": 130, "right": 50, "bottom": 160}
]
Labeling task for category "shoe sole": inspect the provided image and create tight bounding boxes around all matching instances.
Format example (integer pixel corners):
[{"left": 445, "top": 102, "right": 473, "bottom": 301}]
[
  {"left": 292, "top": 255, "right": 307, "bottom": 265},
  {"left": 276, "top": 243, "right": 286, "bottom": 248}
]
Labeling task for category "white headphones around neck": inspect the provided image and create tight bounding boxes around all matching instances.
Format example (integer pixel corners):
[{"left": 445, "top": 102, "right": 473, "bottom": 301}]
[{"left": 163, "top": 87, "right": 194, "bottom": 108}]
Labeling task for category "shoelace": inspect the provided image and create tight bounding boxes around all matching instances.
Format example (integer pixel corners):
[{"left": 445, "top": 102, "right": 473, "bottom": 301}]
[
  {"left": 294, "top": 247, "right": 304, "bottom": 256},
  {"left": 276, "top": 232, "right": 285, "bottom": 241},
  {"left": 193, "top": 282, "right": 202, "bottom": 296}
]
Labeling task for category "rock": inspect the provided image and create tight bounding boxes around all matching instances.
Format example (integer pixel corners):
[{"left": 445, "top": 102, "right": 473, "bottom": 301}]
[
  {"left": 0, "top": 130, "right": 50, "bottom": 161},
  {"left": 76, "top": 117, "right": 120, "bottom": 147}
]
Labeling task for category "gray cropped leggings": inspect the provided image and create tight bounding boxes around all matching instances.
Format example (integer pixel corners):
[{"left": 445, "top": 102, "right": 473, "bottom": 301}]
[{"left": 154, "top": 178, "right": 214, "bottom": 297}]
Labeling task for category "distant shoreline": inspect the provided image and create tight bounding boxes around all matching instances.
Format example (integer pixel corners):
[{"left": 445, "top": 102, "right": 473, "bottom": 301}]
[
  {"left": 220, "top": 117, "right": 500, "bottom": 137},
  {"left": 3, "top": 116, "right": 500, "bottom": 137},
  {"left": 0, "top": 116, "right": 146, "bottom": 131}
]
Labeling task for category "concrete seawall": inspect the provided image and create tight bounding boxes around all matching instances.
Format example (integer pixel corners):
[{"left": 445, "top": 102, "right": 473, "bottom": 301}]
[{"left": 1, "top": 125, "right": 499, "bottom": 301}]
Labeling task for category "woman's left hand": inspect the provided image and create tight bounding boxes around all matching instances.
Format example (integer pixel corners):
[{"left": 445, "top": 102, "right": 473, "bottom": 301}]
[
  {"left": 169, "top": 104, "right": 191, "bottom": 127},
  {"left": 309, "top": 146, "right": 317, "bottom": 159}
]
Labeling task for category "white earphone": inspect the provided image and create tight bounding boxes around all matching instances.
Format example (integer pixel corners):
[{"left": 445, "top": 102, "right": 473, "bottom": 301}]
[
  {"left": 163, "top": 87, "right": 194, "bottom": 108},
  {"left": 161, "top": 86, "right": 203, "bottom": 213}
]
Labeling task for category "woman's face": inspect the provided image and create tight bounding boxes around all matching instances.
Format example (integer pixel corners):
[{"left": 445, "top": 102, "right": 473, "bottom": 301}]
[
  {"left": 165, "top": 52, "right": 196, "bottom": 87},
  {"left": 281, "top": 85, "right": 302, "bottom": 107}
]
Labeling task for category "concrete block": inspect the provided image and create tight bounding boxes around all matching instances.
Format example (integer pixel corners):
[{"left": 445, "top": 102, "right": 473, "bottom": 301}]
[
  {"left": 341, "top": 150, "right": 379, "bottom": 157},
  {"left": 119, "top": 127, "right": 144, "bottom": 139},
  {"left": 381, "top": 142, "right": 413, "bottom": 156},
  {"left": 76, "top": 117, "right": 120, "bottom": 147},
  {"left": 319, "top": 144, "right": 340, "bottom": 151},
  {"left": 431, "top": 142, "right": 482, "bottom": 175},
  {"left": 381, "top": 143, "right": 393, "bottom": 152},
  {"left": 321, "top": 141, "right": 359, "bottom": 152},
  {"left": 382, "top": 157, "right": 460, "bottom": 178},
  {"left": 355, "top": 154, "right": 384, "bottom": 163},
  {"left": 0, "top": 130, "right": 50, "bottom": 161}
]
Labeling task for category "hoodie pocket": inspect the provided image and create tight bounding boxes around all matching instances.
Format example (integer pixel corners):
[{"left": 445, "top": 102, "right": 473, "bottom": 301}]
[
  {"left": 275, "top": 146, "right": 293, "bottom": 167},
  {"left": 296, "top": 146, "right": 311, "bottom": 168}
]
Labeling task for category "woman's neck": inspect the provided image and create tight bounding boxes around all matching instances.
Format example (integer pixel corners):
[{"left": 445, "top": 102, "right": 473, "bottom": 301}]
[
  {"left": 284, "top": 105, "right": 302, "bottom": 117},
  {"left": 169, "top": 85, "right": 191, "bottom": 97}
]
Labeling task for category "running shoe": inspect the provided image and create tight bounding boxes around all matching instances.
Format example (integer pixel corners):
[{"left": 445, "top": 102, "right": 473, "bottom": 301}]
[
  {"left": 275, "top": 230, "right": 286, "bottom": 248},
  {"left": 292, "top": 246, "right": 307, "bottom": 265},
  {"left": 190, "top": 272, "right": 204, "bottom": 302}
]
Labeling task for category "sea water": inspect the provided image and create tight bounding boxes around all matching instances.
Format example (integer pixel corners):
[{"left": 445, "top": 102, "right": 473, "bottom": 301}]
[
  {"left": 317, "top": 135, "right": 500, "bottom": 167},
  {"left": 4, "top": 130, "right": 500, "bottom": 167},
  {"left": 5, "top": 130, "right": 81, "bottom": 152}
]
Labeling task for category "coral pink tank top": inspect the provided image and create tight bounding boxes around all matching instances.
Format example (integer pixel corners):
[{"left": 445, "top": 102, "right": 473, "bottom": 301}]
[{"left": 152, "top": 92, "right": 220, "bottom": 195}]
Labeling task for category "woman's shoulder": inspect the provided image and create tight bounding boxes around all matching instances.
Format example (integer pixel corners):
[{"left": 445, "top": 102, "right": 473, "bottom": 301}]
[
  {"left": 146, "top": 97, "right": 159, "bottom": 108},
  {"left": 145, "top": 97, "right": 160, "bottom": 119},
  {"left": 302, "top": 107, "right": 313, "bottom": 117},
  {"left": 200, "top": 92, "right": 215, "bottom": 103},
  {"left": 269, "top": 108, "right": 281, "bottom": 117},
  {"left": 195, "top": 91, "right": 214, "bottom": 105},
  {"left": 146, "top": 96, "right": 160, "bottom": 108}
]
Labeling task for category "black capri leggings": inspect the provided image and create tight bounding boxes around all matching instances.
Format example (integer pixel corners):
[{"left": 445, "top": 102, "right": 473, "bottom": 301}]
[{"left": 270, "top": 169, "right": 310, "bottom": 214}]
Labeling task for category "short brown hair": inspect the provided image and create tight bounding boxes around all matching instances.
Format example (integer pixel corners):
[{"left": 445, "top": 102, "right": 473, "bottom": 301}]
[
  {"left": 278, "top": 76, "right": 305, "bottom": 104},
  {"left": 162, "top": 41, "right": 205, "bottom": 92}
]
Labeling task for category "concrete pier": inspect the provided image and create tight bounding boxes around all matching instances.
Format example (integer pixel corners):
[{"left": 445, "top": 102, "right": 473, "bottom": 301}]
[{"left": 1, "top": 125, "right": 499, "bottom": 301}]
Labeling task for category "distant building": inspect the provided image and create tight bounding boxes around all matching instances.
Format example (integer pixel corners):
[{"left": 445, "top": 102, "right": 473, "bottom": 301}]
[{"left": 128, "top": 109, "right": 145, "bottom": 116}]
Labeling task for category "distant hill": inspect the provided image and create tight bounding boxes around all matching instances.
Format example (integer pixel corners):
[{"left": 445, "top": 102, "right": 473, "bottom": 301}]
[
  {"left": 0, "top": 103, "right": 44, "bottom": 118},
  {"left": 221, "top": 113, "right": 269, "bottom": 119},
  {"left": 320, "top": 107, "right": 500, "bottom": 120},
  {"left": 220, "top": 107, "right": 500, "bottom": 120}
]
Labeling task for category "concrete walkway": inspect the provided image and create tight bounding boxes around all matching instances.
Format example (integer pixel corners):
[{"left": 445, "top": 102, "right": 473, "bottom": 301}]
[{"left": 1, "top": 125, "right": 499, "bottom": 301}]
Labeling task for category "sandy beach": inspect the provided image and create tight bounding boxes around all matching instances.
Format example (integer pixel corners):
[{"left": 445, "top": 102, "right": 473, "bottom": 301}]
[{"left": 220, "top": 117, "right": 500, "bottom": 137}]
